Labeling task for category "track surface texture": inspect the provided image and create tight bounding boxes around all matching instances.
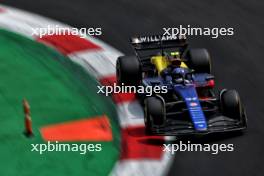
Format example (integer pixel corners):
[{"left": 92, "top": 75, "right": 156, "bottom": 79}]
[{"left": 2, "top": 1, "right": 264, "bottom": 176}]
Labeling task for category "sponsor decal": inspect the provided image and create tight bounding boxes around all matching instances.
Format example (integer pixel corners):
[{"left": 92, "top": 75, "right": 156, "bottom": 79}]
[
  {"left": 131, "top": 34, "right": 186, "bottom": 44},
  {"left": 190, "top": 102, "right": 198, "bottom": 107}
]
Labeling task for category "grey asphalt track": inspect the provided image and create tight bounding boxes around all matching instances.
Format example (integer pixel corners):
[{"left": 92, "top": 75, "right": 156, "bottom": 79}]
[{"left": 2, "top": 1, "right": 264, "bottom": 176}]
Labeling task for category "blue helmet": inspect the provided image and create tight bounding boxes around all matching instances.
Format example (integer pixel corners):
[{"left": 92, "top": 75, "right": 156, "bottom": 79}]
[{"left": 172, "top": 67, "right": 188, "bottom": 75}]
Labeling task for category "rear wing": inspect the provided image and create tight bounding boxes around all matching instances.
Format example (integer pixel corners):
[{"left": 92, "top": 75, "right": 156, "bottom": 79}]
[
  {"left": 130, "top": 35, "right": 188, "bottom": 72},
  {"left": 130, "top": 34, "right": 187, "bottom": 50}
]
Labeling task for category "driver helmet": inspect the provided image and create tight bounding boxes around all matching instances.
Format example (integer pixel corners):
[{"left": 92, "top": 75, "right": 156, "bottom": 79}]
[
  {"left": 173, "top": 67, "right": 186, "bottom": 76},
  {"left": 172, "top": 67, "right": 189, "bottom": 83}
]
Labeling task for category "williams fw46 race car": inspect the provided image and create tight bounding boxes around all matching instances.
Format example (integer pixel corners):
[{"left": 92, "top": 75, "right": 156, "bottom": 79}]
[{"left": 116, "top": 35, "right": 247, "bottom": 135}]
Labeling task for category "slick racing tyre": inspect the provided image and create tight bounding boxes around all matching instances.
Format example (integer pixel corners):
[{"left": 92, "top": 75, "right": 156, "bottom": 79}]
[
  {"left": 187, "top": 48, "right": 211, "bottom": 73},
  {"left": 116, "top": 56, "right": 141, "bottom": 85},
  {"left": 144, "top": 96, "right": 165, "bottom": 131},
  {"left": 221, "top": 90, "right": 242, "bottom": 119}
]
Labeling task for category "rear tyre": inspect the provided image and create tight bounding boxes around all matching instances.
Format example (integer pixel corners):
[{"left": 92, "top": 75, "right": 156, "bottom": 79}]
[
  {"left": 187, "top": 48, "right": 211, "bottom": 73},
  {"left": 116, "top": 56, "right": 141, "bottom": 85},
  {"left": 221, "top": 90, "right": 242, "bottom": 119},
  {"left": 144, "top": 96, "right": 165, "bottom": 131}
]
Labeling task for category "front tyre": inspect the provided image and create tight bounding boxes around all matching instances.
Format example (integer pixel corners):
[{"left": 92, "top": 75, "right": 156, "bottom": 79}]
[
  {"left": 144, "top": 96, "right": 166, "bottom": 132},
  {"left": 221, "top": 90, "right": 242, "bottom": 119}
]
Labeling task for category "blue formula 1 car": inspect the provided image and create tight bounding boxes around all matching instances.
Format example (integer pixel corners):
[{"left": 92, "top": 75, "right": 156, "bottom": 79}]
[{"left": 116, "top": 35, "right": 247, "bottom": 135}]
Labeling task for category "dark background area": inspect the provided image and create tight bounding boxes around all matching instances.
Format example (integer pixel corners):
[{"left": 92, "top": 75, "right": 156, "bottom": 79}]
[{"left": 2, "top": 1, "right": 264, "bottom": 175}]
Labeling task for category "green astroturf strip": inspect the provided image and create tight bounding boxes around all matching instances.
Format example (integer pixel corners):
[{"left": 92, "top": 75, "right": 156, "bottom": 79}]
[{"left": 0, "top": 29, "right": 120, "bottom": 176}]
